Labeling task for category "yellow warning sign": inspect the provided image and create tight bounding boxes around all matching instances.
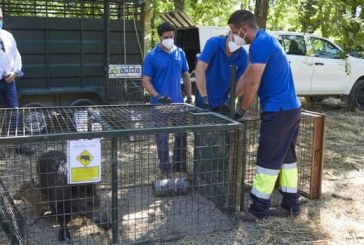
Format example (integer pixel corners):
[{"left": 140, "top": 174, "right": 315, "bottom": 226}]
[
  {"left": 68, "top": 139, "right": 101, "bottom": 184},
  {"left": 76, "top": 150, "right": 94, "bottom": 167},
  {"left": 71, "top": 167, "right": 99, "bottom": 182}
]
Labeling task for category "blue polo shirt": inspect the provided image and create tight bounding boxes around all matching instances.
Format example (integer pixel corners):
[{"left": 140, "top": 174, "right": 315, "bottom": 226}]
[
  {"left": 250, "top": 29, "right": 301, "bottom": 112},
  {"left": 197, "top": 36, "right": 248, "bottom": 109},
  {"left": 142, "top": 44, "right": 188, "bottom": 104}
]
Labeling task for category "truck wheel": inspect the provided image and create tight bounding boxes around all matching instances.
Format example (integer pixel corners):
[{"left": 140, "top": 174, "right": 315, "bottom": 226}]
[
  {"left": 347, "top": 79, "right": 364, "bottom": 111},
  {"left": 70, "top": 99, "right": 96, "bottom": 107}
]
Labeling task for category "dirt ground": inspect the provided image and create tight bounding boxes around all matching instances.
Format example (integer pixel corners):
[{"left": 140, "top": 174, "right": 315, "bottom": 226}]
[
  {"left": 1, "top": 100, "right": 362, "bottom": 244},
  {"left": 160, "top": 98, "right": 364, "bottom": 245}
]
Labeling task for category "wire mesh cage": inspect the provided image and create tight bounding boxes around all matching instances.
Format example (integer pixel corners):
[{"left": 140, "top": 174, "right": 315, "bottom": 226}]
[
  {"left": 240, "top": 110, "right": 325, "bottom": 211},
  {"left": 2, "top": 0, "right": 143, "bottom": 20},
  {"left": 0, "top": 104, "right": 243, "bottom": 244},
  {"left": 107, "top": 79, "right": 146, "bottom": 104}
]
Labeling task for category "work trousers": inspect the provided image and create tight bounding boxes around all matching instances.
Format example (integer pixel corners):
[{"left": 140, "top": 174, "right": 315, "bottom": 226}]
[
  {"left": 155, "top": 132, "right": 187, "bottom": 173},
  {"left": 0, "top": 79, "right": 20, "bottom": 134},
  {"left": 249, "top": 107, "right": 301, "bottom": 218}
]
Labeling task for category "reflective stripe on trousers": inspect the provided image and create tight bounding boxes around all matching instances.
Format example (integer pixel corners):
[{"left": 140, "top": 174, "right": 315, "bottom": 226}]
[
  {"left": 279, "top": 162, "right": 298, "bottom": 193},
  {"left": 251, "top": 163, "right": 298, "bottom": 200},
  {"left": 251, "top": 166, "right": 279, "bottom": 199}
]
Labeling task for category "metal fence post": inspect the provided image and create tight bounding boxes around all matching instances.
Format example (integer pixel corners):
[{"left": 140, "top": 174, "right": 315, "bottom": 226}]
[
  {"left": 111, "top": 137, "right": 119, "bottom": 244},
  {"left": 229, "top": 65, "right": 237, "bottom": 119},
  {"left": 235, "top": 127, "right": 245, "bottom": 215}
]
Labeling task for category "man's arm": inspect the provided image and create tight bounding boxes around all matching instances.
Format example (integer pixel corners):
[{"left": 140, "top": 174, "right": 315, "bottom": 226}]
[
  {"left": 142, "top": 75, "right": 159, "bottom": 97},
  {"left": 182, "top": 71, "right": 192, "bottom": 98},
  {"left": 194, "top": 60, "right": 208, "bottom": 97},
  {"left": 13, "top": 46, "right": 22, "bottom": 72},
  {"left": 236, "top": 63, "right": 266, "bottom": 110},
  {"left": 5, "top": 36, "right": 22, "bottom": 83}
]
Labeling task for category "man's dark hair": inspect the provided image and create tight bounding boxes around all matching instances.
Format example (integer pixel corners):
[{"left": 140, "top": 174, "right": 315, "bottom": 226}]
[
  {"left": 228, "top": 10, "right": 257, "bottom": 28},
  {"left": 157, "top": 22, "right": 175, "bottom": 36}
]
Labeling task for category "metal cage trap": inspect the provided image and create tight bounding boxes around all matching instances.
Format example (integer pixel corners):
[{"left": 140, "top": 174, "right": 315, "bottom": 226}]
[
  {"left": 0, "top": 104, "right": 244, "bottom": 244},
  {"left": 240, "top": 110, "right": 325, "bottom": 211}
]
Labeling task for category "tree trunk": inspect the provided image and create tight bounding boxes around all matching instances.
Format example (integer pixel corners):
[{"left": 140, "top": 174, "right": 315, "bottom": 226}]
[
  {"left": 174, "top": 0, "right": 184, "bottom": 11},
  {"left": 254, "top": 0, "right": 269, "bottom": 29}
]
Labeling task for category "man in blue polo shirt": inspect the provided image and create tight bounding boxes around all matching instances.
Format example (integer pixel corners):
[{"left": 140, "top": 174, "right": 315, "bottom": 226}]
[
  {"left": 142, "top": 22, "right": 192, "bottom": 175},
  {"left": 228, "top": 10, "right": 302, "bottom": 221},
  {"left": 195, "top": 31, "right": 248, "bottom": 114}
]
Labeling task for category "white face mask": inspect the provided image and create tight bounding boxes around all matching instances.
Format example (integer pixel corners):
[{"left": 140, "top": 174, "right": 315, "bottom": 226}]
[
  {"left": 161, "top": 38, "right": 174, "bottom": 50},
  {"left": 234, "top": 32, "right": 247, "bottom": 46},
  {"left": 228, "top": 41, "right": 242, "bottom": 53},
  {"left": 228, "top": 28, "right": 247, "bottom": 52}
]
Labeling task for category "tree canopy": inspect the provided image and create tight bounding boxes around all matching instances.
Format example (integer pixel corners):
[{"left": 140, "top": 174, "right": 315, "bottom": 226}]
[{"left": 146, "top": 0, "right": 364, "bottom": 56}]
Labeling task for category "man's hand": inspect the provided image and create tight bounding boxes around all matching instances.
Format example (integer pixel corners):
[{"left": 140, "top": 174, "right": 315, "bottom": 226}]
[
  {"left": 201, "top": 96, "right": 210, "bottom": 110},
  {"left": 185, "top": 96, "right": 193, "bottom": 105},
  {"left": 4, "top": 72, "right": 16, "bottom": 83},
  {"left": 156, "top": 94, "right": 172, "bottom": 104}
]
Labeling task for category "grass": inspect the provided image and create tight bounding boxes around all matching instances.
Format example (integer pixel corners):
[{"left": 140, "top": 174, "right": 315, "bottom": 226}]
[{"left": 163, "top": 99, "right": 364, "bottom": 244}]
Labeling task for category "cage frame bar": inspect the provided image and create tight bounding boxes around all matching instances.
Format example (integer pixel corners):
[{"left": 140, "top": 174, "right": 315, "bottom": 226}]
[{"left": 302, "top": 111, "right": 325, "bottom": 199}]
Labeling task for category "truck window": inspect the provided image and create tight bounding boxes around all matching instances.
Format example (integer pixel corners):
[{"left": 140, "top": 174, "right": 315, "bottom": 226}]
[
  {"left": 281, "top": 35, "right": 306, "bottom": 56},
  {"left": 310, "top": 37, "right": 341, "bottom": 59}
]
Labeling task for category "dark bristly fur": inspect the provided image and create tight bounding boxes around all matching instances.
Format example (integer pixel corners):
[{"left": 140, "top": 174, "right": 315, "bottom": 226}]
[{"left": 37, "top": 150, "right": 111, "bottom": 242}]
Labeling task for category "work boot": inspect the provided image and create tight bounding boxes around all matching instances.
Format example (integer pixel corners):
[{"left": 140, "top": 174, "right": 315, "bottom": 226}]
[
  {"left": 269, "top": 206, "right": 300, "bottom": 218},
  {"left": 15, "top": 143, "right": 35, "bottom": 156},
  {"left": 240, "top": 211, "right": 264, "bottom": 222}
]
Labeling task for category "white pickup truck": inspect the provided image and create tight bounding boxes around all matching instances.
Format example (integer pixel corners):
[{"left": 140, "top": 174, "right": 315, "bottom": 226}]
[{"left": 270, "top": 31, "right": 364, "bottom": 110}]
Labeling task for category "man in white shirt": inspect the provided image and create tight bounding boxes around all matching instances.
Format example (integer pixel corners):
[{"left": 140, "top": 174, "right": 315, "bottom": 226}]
[
  {"left": 0, "top": 7, "right": 34, "bottom": 155},
  {"left": 0, "top": 8, "right": 22, "bottom": 108}
]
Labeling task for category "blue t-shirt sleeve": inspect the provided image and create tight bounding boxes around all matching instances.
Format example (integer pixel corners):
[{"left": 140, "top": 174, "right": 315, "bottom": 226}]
[
  {"left": 237, "top": 49, "right": 249, "bottom": 78},
  {"left": 250, "top": 39, "right": 271, "bottom": 64},
  {"left": 142, "top": 52, "right": 154, "bottom": 77},
  {"left": 181, "top": 50, "right": 189, "bottom": 73},
  {"left": 198, "top": 38, "right": 218, "bottom": 64}
]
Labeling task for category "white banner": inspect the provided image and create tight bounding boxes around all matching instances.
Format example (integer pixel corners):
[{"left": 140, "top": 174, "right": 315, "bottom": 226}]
[
  {"left": 109, "top": 64, "right": 142, "bottom": 78},
  {"left": 68, "top": 138, "right": 101, "bottom": 184}
]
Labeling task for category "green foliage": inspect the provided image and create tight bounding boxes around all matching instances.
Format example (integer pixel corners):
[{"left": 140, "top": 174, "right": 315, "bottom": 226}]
[
  {"left": 336, "top": 13, "right": 364, "bottom": 57},
  {"left": 268, "top": 0, "right": 364, "bottom": 57},
  {"left": 185, "top": 0, "right": 241, "bottom": 26},
  {"left": 298, "top": 0, "right": 320, "bottom": 33},
  {"left": 268, "top": 0, "right": 301, "bottom": 31},
  {"left": 147, "top": 0, "right": 240, "bottom": 49}
]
